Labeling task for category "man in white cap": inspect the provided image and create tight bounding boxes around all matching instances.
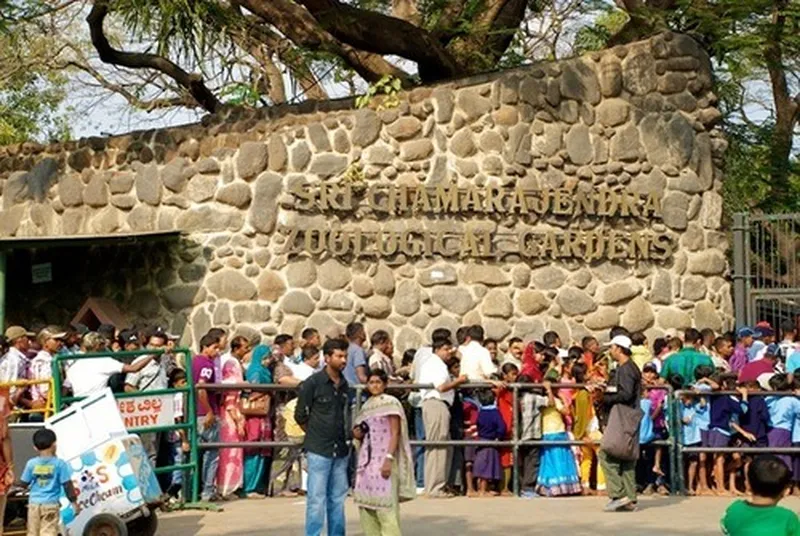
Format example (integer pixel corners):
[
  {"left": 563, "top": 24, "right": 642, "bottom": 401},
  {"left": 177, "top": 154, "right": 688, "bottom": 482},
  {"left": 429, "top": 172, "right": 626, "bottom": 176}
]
[
  {"left": 0, "top": 326, "right": 35, "bottom": 409},
  {"left": 593, "top": 334, "right": 642, "bottom": 513},
  {"left": 28, "top": 327, "right": 67, "bottom": 421}
]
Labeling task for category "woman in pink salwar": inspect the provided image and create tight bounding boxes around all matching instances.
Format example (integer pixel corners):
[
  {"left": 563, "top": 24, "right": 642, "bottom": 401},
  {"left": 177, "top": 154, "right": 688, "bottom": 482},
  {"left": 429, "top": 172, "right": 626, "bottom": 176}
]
[
  {"left": 352, "top": 369, "right": 415, "bottom": 536},
  {"left": 217, "top": 336, "right": 250, "bottom": 499}
]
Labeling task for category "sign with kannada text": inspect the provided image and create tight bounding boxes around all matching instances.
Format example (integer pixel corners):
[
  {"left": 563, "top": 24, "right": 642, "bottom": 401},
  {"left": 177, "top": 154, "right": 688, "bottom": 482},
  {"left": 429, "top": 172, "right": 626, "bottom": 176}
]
[{"left": 117, "top": 395, "right": 174, "bottom": 430}]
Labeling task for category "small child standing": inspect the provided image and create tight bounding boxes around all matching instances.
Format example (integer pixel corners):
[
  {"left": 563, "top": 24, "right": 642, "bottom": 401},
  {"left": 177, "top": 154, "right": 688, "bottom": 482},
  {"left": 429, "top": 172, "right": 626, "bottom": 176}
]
[
  {"left": 462, "top": 393, "right": 480, "bottom": 497},
  {"left": 738, "top": 380, "right": 770, "bottom": 494},
  {"left": 679, "top": 391, "right": 707, "bottom": 495},
  {"left": 721, "top": 455, "right": 800, "bottom": 535},
  {"left": 496, "top": 363, "right": 519, "bottom": 496},
  {"left": 766, "top": 374, "right": 800, "bottom": 475},
  {"left": 709, "top": 378, "right": 752, "bottom": 496},
  {"left": 21, "top": 429, "right": 80, "bottom": 536},
  {"left": 571, "top": 363, "right": 605, "bottom": 495},
  {"left": 473, "top": 389, "right": 506, "bottom": 497},
  {"left": 167, "top": 368, "right": 190, "bottom": 498},
  {"left": 518, "top": 377, "right": 553, "bottom": 498}
]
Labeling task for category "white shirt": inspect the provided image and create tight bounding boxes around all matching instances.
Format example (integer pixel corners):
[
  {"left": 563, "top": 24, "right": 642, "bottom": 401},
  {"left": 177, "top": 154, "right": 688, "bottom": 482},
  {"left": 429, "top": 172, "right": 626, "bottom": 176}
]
[
  {"left": 501, "top": 353, "right": 522, "bottom": 369},
  {"left": 460, "top": 341, "right": 496, "bottom": 380},
  {"left": 411, "top": 346, "right": 433, "bottom": 383},
  {"left": 67, "top": 356, "right": 124, "bottom": 397},
  {"left": 0, "top": 347, "right": 30, "bottom": 400},
  {"left": 125, "top": 354, "right": 167, "bottom": 392},
  {"left": 294, "top": 362, "right": 316, "bottom": 381},
  {"left": 418, "top": 355, "right": 454, "bottom": 405},
  {"left": 29, "top": 350, "right": 54, "bottom": 403}
]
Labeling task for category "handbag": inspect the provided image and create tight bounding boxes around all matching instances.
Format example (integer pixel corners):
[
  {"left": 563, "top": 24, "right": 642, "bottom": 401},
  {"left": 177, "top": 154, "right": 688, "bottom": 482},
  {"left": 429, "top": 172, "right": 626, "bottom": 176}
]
[
  {"left": 241, "top": 393, "right": 269, "bottom": 416},
  {"left": 600, "top": 403, "right": 643, "bottom": 461}
]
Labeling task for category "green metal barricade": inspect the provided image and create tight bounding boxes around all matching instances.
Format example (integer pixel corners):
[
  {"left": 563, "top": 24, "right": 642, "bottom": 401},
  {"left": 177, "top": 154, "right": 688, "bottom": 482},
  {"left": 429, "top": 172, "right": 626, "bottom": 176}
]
[{"left": 52, "top": 348, "right": 201, "bottom": 504}]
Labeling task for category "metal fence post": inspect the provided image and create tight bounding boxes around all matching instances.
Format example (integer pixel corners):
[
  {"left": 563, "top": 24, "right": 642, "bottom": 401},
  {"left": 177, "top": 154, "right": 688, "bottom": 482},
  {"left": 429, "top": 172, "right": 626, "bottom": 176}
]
[
  {"left": 511, "top": 384, "right": 519, "bottom": 496},
  {"left": 732, "top": 213, "right": 749, "bottom": 327}
]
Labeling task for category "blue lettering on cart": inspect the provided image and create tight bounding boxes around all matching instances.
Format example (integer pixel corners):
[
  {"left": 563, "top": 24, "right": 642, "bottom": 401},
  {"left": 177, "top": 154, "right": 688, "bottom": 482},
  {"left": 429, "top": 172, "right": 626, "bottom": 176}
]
[{"left": 77, "top": 485, "right": 124, "bottom": 509}]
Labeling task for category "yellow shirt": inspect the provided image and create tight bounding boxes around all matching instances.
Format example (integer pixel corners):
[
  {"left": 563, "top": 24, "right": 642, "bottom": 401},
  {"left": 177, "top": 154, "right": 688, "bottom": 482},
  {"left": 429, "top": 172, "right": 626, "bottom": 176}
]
[{"left": 541, "top": 399, "right": 566, "bottom": 434}]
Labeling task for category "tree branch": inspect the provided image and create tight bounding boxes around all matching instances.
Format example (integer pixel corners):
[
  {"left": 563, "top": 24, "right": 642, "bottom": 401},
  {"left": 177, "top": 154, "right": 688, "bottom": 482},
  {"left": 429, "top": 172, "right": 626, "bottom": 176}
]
[
  {"left": 763, "top": 0, "right": 797, "bottom": 202},
  {"left": 86, "top": 0, "right": 221, "bottom": 113},
  {"left": 239, "top": 0, "right": 413, "bottom": 84},
  {"left": 293, "top": 0, "right": 462, "bottom": 80}
]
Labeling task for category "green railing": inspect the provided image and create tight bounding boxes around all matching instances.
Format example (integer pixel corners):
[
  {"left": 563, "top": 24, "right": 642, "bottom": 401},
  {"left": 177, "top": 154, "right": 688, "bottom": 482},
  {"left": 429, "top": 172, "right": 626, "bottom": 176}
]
[{"left": 52, "top": 348, "right": 200, "bottom": 503}]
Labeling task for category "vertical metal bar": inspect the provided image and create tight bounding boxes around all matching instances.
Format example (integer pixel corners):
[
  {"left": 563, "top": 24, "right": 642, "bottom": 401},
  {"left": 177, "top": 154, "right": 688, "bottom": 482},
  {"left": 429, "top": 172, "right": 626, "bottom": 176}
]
[
  {"left": 512, "top": 384, "right": 519, "bottom": 496},
  {"left": 733, "top": 213, "right": 748, "bottom": 328},
  {"left": 186, "top": 353, "right": 200, "bottom": 503},
  {"left": 0, "top": 252, "right": 6, "bottom": 331},
  {"left": 52, "top": 355, "right": 62, "bottom": 413}
]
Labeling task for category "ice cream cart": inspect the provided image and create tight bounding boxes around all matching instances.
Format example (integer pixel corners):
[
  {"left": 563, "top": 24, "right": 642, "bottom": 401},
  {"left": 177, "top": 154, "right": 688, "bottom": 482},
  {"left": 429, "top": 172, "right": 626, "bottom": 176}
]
[{"left": 46, "top": 389, "right": 163, "bottom": 536}]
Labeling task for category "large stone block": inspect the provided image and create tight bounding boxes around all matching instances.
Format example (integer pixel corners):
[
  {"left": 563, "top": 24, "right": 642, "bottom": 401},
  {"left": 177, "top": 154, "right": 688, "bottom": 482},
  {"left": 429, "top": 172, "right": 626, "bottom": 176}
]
[
  {"left": 249, "top": 172, "right": 282, "bottom": 234},
  {"left": 281, "top": 290, "right": 315, "bottom": 316},
  {"left": 556, "top": 287, "right": 596, "bottom": 315},
  {"left": 318, "top": 259, "right": 351, "bottom": 290},
  {"left": 419, "top": 265, "right": 457, "bottom": 286},
  {"left": 598, "top": 280, "right": 643, "bottom": 305},
  {"left": 286, "top": 259, "right": 317, "bottom": 287},
  {"left": 394, "top": 280, "right": 421, "bottom": 316},
  {"left": 560, "top": 60, "right": 601, "bottom": 104},
  {"left": 584, "top": 306, "right": 620, "bottom": 330},
  {"left": 462, "top": 264, "right": 509, "bottom": 286},
  {"left": 621, "top": 296, "right": 655, "bottom": 332},
  {"left": 258, "top": 271, "right": 287, "bottom": 301},
  {"left": 482, "top": 290, "right": 513, "bottom": 318},
  {"left": 531, "top": 266, "right": 567, "bottom": 290},
  {"left": 237, "top": 142, "right": 269, "bottom": 180},
  {"left": 135, "top": 163, "right": 162, "bottom": 206},
  {"left": 431, "top": 287, "right": 475, "bottom": 315},
  {"left": 207, "top": 269, "right": 257, "bottom": 301}
]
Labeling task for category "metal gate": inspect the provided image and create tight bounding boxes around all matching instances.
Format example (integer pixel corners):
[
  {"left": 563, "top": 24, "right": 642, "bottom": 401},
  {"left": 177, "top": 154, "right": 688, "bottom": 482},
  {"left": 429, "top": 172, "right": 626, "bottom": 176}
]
[{"left": 732, "top": 213, "right": 800, "bottom": 328}]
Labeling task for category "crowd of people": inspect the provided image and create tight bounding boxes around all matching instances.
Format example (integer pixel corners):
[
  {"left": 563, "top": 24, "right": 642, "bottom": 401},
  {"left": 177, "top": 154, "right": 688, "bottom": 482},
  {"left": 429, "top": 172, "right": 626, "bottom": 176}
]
[{"left": 1, "top": 318, "right": 800, "bottom": 534}]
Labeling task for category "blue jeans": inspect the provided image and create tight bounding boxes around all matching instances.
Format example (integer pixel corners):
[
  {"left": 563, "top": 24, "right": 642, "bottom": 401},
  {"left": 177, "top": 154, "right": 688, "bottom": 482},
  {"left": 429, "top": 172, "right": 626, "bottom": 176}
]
[
  {"left": 199, "top": 419, "right": 220, "bottom": 501},
  {"left": 171, "top": 440, "right": 184, "bottom": 490},
  {"left": 305, "top": 452, "right": 348, "bottom": 536},
  {"left": 414, "top": 407, "right": 425, "bottom": 487}
]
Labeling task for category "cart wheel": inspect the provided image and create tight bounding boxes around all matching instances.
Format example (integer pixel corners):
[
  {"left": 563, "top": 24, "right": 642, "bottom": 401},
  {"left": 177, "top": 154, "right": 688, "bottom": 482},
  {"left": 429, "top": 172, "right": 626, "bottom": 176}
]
[
  {"left": 82, "top": 514, "right": 128, "bottom": 536},
  {"left": 126, "top": 509, "right": 158, "bottom": 536}
]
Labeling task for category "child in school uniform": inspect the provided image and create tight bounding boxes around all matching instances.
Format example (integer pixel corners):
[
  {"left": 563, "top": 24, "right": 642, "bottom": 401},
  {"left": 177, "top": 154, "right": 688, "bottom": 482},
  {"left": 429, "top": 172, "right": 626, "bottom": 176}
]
[
  {"left": 721, "top": 455, "right": 800, "bottom": 536},
  {"left": 766, "top": 374, "right": 800, "bottom": 477},
  {"left": 709, "top": 376, "right": 753, "bottom": 496},
  {"left": 679, "top": 390, "right": 707, "bottom": 495},
  {"left": 738, "top": 380, "right": 770, "bottom": 494},
  {"left": 474, "top": 389, "right": 506, "bottom": 497}
]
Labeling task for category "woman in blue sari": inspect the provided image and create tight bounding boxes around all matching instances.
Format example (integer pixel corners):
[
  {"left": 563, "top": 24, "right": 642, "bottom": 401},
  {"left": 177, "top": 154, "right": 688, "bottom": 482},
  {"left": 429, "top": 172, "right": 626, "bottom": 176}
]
[{"left": 242, "top": 345, "right": 273, "bottom": 497}]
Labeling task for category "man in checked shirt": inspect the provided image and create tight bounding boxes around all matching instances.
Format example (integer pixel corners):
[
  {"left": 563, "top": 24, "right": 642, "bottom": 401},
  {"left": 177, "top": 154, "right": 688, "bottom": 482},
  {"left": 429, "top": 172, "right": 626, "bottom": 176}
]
[{"left": 28, "top": 327, "right": 67, "bottom": 422}]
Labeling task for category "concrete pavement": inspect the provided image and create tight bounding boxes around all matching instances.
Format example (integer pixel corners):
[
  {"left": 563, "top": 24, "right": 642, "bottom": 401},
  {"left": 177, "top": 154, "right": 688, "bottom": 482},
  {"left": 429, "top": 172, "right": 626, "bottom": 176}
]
[{"left": 159, "top": 496, "right": 800, "bottom": 535}]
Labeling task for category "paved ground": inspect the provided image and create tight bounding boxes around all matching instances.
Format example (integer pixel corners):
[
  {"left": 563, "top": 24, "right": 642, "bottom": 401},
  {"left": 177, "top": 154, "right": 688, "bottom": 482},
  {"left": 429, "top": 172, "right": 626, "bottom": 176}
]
[{"left": 159, "top": 496, "right": 800, "bottom": 535}]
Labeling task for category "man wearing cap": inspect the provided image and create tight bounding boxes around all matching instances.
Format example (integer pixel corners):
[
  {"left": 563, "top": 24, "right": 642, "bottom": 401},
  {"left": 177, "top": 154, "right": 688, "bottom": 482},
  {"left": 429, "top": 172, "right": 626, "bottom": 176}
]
[
  {"left": 730, "top": 327, "right": 755, "bottom": 373},
  {"left": 594, "top": 335, "right": 642, "bottom": 512},
  {"left": 28, "top": 327, "right": 66, "bottom": 421},
  {"left": 66, "top": 332, "right": 158, "bottom": 398},
  {"left": 751, "top": 326, "right": 776, "bottom": 362},
  {"left": 0, "top": 326, "right": 35, "bottom": 408},
  {"left": 739, "top": 343, "right": 780, "bottom": 384},
  {"left": 125, "top": 327, "right": 170, "bottom": 465},
  {"left": 659, "top": 328, "right": 715, "bottom": 387}
]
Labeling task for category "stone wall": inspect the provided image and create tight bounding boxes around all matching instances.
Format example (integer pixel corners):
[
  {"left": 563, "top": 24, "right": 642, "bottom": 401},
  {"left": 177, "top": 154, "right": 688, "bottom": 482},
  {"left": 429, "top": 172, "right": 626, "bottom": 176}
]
[{"left": 0, "top": 32, "right": 732, "bottom": 350}]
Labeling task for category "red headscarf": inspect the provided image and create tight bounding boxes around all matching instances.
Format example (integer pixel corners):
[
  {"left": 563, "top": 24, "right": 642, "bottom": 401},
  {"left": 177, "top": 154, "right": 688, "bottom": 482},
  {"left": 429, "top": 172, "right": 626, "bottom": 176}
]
[{"left": 520, "top": 342, "right": 543, "bottom": 382}]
